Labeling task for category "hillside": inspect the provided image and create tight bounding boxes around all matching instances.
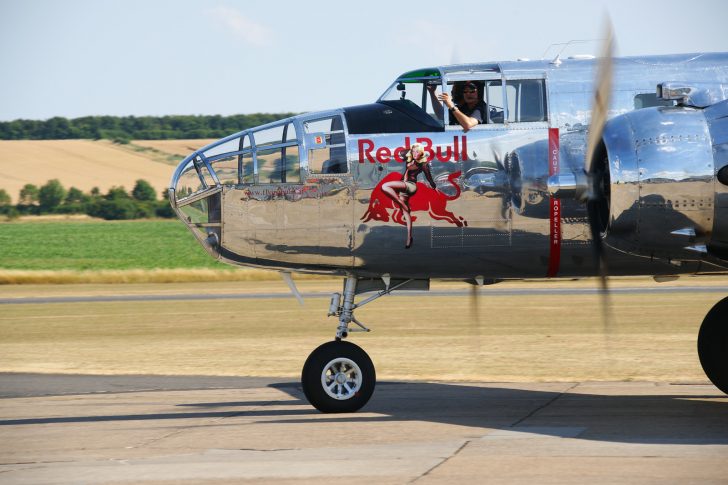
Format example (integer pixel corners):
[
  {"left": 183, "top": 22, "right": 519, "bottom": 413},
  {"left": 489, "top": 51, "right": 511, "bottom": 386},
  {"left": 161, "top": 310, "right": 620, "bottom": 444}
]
[{"left": 0, "top": 139, "right": 214, "bottom": 203}]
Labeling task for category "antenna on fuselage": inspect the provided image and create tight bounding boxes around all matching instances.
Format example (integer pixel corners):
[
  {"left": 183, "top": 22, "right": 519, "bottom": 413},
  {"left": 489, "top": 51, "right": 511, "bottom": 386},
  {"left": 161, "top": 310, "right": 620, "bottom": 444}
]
[
  {"left": 281, "top": 271, "right": 304, "bottom": 306},
  {"left": 542, "top": 39, "right": 601, "bottom": 64}
]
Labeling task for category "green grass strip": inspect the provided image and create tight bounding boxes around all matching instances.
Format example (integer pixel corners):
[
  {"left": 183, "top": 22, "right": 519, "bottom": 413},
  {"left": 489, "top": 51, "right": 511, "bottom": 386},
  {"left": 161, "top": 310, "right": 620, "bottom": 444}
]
[{"left": 0, "top": 220, "right": 227, "bottom": 271}]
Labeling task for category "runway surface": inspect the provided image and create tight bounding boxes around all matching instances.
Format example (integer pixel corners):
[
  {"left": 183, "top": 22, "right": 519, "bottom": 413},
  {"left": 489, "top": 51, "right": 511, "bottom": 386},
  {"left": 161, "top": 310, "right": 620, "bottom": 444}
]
[
  {"left": 2, "top": 285, "right": 727, "bottom": 305},
  {"left": 1, "top": 374, "right": 727, "bottom": 484}
]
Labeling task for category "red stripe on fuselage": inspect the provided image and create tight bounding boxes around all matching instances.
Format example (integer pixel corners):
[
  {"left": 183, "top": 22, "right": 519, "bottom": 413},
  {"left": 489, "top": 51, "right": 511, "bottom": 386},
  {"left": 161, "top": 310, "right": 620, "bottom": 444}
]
[{"left": 547, "top": 128, "right": 561, "bottom": 278}]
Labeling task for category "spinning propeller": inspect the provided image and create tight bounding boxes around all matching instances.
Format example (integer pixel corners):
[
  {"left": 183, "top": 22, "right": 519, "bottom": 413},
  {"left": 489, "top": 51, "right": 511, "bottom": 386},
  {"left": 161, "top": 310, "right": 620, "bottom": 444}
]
[{"left": 584, "top": 17, "right": 614, "bottom": 317}]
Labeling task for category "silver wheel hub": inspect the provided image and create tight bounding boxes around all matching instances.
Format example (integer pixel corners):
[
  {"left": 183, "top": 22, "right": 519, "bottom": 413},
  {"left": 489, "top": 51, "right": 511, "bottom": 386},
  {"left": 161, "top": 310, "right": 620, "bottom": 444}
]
[{"left": 321, "top": 357, "right": 363, "bottom": 400}]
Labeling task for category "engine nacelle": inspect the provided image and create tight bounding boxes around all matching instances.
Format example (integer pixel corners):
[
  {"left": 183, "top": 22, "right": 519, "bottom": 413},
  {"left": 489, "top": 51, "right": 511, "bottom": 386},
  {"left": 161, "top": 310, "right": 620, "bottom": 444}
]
[{"left": 602, "top": 100, "right": 728, "bottom": 264}]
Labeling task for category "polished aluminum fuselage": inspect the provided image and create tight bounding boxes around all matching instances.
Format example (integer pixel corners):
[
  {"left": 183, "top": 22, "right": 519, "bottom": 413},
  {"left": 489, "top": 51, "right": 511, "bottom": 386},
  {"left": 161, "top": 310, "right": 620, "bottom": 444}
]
[{"left": 169, "top": 53, "right": 728, "bottom": 280}]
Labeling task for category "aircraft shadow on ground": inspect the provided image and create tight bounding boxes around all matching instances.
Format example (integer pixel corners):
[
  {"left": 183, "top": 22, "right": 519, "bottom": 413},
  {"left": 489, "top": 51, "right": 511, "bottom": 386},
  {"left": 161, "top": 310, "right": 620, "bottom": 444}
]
[
  {"left": 1, "top": 380, "right": 726, "bottom": 445},
  {"left": 260, "top": 382, "right": 728, "bottom": 445}
]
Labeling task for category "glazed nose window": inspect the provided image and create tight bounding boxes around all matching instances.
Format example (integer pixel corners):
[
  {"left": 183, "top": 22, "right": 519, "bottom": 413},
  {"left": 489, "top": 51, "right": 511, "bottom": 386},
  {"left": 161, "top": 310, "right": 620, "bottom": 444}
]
[{"left": 253, "top": 123, "right": 300, "bottom": 184}]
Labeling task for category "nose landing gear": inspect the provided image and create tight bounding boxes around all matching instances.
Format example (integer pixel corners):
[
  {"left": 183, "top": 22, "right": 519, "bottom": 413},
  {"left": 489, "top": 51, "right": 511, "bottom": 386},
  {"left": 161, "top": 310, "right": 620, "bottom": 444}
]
[{"left": 300, "top": 275, "right": 415, "bottom": 413}]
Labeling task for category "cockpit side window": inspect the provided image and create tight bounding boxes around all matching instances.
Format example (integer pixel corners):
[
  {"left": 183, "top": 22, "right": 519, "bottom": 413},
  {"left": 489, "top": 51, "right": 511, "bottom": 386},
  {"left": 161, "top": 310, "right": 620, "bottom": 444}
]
[
  {"left": 486, "top": 80, "right": 505, "bottom": 123},
  {"left": 379, "top": 77, "right": 444, "bottom": 126},
  {"left": 484, "top": 79, "right": 547, "bottom": 124},
  {"left": 304, "top": 115, "right": 348, "bottom": 174},
  {"left": 506, "top": 79, "right": 547, "bottom": 122}
]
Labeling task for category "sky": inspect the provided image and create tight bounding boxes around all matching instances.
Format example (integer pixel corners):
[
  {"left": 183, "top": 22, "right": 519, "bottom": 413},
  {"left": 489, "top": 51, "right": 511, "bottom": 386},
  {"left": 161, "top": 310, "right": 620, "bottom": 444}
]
[{"left": 1, "top": 0, "right": 726, "bottom": 121}]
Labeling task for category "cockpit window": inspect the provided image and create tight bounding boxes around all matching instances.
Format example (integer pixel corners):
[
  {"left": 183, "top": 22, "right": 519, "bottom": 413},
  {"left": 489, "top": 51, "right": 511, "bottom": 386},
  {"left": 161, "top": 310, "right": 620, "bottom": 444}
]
[
  {"left": 486, "top": 81, "right": 505, "bottom": 123},
  {"left": 444, "top": 80, "right": 488, "bottom": 126},
  {"left": 484, "top": 79, "right": 547, "bottom": 124},
  {"left": 505, "top": 79, "right": 547, "bottom": 122},
  {"left": 379, "top": 78, "right": 443, "bottom": 125}
]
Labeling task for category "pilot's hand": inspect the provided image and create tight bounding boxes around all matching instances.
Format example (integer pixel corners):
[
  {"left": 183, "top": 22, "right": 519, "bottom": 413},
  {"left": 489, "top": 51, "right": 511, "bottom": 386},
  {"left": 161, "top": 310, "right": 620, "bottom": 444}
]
[{"left": 437, "top": 93, "right": 455, "bottom": 110}]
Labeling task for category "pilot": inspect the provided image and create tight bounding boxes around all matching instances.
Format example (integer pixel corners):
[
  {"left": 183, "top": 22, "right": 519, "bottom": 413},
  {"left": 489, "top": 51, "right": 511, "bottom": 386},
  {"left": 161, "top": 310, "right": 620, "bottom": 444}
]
[
  {"left": 436, "top": 81, "right": 487, "bottom": 131},
  {"left": 380, "top": 143, "right": 437, "bottom": 249}
]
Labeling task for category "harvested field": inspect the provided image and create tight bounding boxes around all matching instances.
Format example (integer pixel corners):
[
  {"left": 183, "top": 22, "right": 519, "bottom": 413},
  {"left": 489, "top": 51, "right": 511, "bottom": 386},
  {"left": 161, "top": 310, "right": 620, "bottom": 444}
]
[
  {"left": 0, "top": 139, "right": 179, "bottom": 202},
  {"left": 131, "top": 139, "right": 215, "bottom": 159}
]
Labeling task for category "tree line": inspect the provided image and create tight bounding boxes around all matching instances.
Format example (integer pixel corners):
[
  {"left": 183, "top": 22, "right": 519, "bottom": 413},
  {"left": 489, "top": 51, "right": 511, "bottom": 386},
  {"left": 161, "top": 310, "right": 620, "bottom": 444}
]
[
  {"left": 0, "top": 113, "right": 298, "bottom": 141},
  {"left": 0, "top": 180, "right": 174, "bottom": 220}
]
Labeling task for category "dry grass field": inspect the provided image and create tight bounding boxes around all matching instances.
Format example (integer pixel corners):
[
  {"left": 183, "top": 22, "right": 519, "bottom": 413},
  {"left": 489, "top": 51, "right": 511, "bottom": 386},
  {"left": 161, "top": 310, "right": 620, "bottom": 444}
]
[
  {"left": 0, "top": 139, "right": 212, "bottom": 202},
  {"left": 1, "top": 278, "right": 726, "bottom": 382},
  {"left": 132, "top": 139, "right": 215, "bottom": 158}
]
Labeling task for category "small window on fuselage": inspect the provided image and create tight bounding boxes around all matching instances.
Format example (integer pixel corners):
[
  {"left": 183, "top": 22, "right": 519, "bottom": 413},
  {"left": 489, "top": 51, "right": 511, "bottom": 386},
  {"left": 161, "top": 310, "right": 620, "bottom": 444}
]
[{"left": 304, "top": 116, "right": 348, "bottom": 174}]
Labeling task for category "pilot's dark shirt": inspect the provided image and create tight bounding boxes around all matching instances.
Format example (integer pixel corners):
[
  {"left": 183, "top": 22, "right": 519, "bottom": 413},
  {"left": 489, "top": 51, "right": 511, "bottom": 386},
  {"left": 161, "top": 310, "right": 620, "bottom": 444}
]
[{"left": 449, "top": 101, "right": 487, "bottom": 125}]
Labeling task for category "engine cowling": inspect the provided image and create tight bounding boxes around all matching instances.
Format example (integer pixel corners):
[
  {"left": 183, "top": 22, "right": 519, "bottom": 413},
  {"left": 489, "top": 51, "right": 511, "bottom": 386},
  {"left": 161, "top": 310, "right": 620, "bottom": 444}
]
[{"left": 601, "top": 100, "right": 728, "bottom": 264}]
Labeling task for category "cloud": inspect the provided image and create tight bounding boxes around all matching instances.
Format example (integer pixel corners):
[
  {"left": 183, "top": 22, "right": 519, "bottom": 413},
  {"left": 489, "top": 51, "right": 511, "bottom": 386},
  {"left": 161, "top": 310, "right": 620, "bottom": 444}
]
[{"left": 208, "top": 6, "right": 273, "bottom": 46}]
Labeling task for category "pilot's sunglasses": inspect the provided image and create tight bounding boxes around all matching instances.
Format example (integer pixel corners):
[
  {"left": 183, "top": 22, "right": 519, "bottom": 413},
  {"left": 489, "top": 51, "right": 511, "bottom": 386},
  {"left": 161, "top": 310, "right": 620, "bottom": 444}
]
[{"left": 463, "top": 88, "right": 477, "bottom": 93}]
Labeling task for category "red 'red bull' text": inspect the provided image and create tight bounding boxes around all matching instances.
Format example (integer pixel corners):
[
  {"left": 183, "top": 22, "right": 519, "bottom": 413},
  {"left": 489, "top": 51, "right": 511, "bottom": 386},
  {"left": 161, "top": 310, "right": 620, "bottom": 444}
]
[{"left": 358, "top": 136, "right": 468, "bottom": 163}]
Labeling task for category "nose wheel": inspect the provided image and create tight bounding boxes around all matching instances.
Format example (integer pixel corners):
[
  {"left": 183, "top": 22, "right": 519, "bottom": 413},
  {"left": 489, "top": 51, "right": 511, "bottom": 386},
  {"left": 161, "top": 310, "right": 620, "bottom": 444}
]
[{"left": 302, "top": 340, "right": 375, "bottom": 413}]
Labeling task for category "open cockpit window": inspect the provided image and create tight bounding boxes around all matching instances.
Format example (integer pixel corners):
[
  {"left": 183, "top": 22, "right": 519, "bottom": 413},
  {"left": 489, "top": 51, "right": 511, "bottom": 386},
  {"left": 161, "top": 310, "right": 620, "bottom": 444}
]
[
  {"left": 441, "top": 77, "right": 547, "bottom": 127},
  {"left": 444, "top": 80, "right": 489, "bottom": 126}
]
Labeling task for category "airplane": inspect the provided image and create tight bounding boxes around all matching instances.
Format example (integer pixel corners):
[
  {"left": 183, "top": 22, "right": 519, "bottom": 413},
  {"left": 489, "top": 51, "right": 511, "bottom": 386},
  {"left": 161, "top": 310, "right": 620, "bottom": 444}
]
[{"left": 168, "top": 37, "right": 728, "bottom": 413}]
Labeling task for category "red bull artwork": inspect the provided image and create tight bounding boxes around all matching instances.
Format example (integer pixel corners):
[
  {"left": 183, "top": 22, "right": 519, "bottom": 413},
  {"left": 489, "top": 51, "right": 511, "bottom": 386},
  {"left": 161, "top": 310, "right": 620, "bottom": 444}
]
[
  {"left": 361, "top": 143, "right": 467, "bottom": 249},
  {"left": 358, "top": 136, "right": 467, "bottom": 163}
]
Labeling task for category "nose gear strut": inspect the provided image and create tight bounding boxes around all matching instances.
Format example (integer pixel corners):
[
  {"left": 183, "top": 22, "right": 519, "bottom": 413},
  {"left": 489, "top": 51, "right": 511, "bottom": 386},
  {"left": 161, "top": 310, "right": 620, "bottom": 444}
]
[{"left": 328, "top": 275, "right": 413, "bottom": 339}]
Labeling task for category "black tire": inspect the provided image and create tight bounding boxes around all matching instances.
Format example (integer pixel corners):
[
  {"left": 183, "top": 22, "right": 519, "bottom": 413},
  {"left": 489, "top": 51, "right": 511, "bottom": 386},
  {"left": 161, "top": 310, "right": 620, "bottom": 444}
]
[
  {"left": 697, "top": 296, "right": 728, "bottom": 395},
  {"left": 301, "top": 340, "right": 376, "bottom": 413}
]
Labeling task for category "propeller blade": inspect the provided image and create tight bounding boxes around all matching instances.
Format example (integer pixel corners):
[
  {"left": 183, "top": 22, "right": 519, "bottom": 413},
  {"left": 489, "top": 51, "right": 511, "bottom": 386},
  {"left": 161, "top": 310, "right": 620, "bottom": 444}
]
[
  {"left": 584, "top": 16, "right": 615, "bottom": 331},
  {"left": 585, "top": 16, "right": 614, "bottom": 261},
  {"left": 585, "top": 17, "right": 614, "bottom": 176},
  {"left": 588, "top": 198, "right": 613, "bottom": 324}
]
